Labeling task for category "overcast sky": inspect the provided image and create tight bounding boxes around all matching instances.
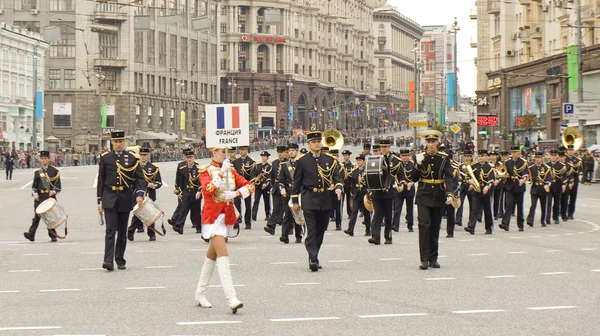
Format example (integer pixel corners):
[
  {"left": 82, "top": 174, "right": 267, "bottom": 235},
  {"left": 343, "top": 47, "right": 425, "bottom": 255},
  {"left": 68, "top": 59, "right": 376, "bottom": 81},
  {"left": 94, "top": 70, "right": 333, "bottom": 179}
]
[{"left": 387, "top": 0, "right": 478, "bottom": 97}]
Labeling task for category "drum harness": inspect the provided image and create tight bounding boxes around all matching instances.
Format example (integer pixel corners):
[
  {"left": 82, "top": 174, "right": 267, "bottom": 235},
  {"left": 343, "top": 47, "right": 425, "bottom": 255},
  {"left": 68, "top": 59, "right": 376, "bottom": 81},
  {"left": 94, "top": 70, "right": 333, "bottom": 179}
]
[
  {"left": 140, "top": 164, "right": 167, "bottom": 236},
  {"left": 38, "top": 168, "right": 68, "bottom": 239}
]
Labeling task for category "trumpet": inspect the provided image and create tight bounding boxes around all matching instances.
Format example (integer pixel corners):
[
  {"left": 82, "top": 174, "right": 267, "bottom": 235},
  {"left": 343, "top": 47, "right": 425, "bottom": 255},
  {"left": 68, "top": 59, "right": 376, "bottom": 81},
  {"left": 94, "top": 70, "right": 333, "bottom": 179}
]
[{"left": 288, "top": 198, "right": 305, "bottom": 225}]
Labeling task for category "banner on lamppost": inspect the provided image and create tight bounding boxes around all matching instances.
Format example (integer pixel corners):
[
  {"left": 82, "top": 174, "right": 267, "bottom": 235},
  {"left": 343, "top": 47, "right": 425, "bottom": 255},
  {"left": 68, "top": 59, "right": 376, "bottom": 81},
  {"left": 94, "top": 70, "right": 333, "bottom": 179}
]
[
  {"left": 447, "top": 73, "right": 456, "bottom": 107},
  {"left": 180, "top": 111, "right": 186, "bottom": 130},
  {"left": 289, "top": 105, "right": 294, "bottom": 120},
  {"left": 567, "top": 45, "right": 579, "bottom": 92}
]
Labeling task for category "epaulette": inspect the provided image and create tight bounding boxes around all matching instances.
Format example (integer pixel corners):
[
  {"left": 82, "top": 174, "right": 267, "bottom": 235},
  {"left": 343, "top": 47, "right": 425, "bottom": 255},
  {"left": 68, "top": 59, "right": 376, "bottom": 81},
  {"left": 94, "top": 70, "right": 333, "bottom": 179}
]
[
  {"left": 199, "top": 164, "right": 209, "bottom": 173},
  {"left": 179, "top": 165, "right": 186, "bottom": 170},
  {"left": 438, "top": 151, "right": 448, "bottom": 156},
  {"left": 100, "top": 151, "right": 109, "bottom": 157},
  {"left": 296, "top": 153, "right": 304, "bottom": 160},
  {"left": 324, "top": 153, "right": 337, "bottom": 159}
]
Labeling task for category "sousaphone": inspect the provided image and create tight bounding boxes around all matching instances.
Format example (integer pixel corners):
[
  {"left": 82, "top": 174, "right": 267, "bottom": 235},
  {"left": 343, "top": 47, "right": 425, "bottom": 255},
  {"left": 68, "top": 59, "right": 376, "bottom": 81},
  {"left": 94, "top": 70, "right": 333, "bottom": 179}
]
[
  {"left": 321, "top": 128, "right": 344, "bottom": 150},
  {"left": 561, "top": 127, "right": 583, "bottom": 151}
]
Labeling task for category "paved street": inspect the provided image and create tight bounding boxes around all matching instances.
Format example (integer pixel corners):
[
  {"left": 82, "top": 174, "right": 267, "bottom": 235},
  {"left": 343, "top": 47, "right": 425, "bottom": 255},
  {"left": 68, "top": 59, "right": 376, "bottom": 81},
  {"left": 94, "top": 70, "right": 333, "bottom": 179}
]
[{"left": 1, "top": 138, "right": 599, "bottom": 335}]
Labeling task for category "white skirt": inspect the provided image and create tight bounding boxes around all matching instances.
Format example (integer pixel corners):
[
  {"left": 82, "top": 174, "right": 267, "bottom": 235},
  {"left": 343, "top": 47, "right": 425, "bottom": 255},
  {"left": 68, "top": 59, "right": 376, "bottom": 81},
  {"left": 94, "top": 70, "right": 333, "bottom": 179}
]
[{"left": 201, "top": 214, "right": 236, "bottom": 239}]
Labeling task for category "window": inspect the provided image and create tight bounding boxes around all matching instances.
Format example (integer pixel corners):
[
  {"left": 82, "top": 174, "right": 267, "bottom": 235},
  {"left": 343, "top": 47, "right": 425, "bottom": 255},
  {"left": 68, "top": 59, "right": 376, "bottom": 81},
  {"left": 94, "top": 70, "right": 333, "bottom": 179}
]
[
  {"left": 280, "top": 89, "right": 285, "bottom": 103},
  {"left": 181, "top": 37, "right": 188, "bottom": 70},
  {"left": 220, "top": 42, "right": 227, "bottom": 52},
  {"left": 378, "top": 59, "right": 384, "bottom": 68},
  {"left": 429, "top": 43, "right": 435, "bottom": 52},
  {"left": 243, "top": 88, "right": 250, "bottom": 101},
  {"left": 50, "top": 0, "right": 74, "bottom": 10},
  {"left": 258, "top": 93, "right": 273, "bottom": 106},
  {"left": 551, "top": 83, "right": 559, "bottom": 99},
  {"left": 309, "top": 49, "right": 312, "bottom": 59},
  {"left": 238, "top": 24, "right": 246, "bottom": 33},
  {"left": 53, "top": 102, "right": 72, "bottom": 127},
  {"left": 159, "top": 32, "right": 167, "bottom": 66},
  {"left": 136, "top": 105, "right": 141, "bottom": 129},
  {"left": 200, "top": 42, "right": 207, "bottom": 73},
  {"left": 379, "top": 24, "right": 384, "bottom": 37},
  {"left": 64, "top": 69, "right": 75, "bottom": 88},
  {"left": 15, "top": 0, "right": 37, "bottom": 10},
  {"left": 50, "top": 22, "right": 75, "bottom": 58},
  {"left": 380, "top": 82, "right": 385, "bottom": 91},
  {"left": 13, "top": 21, "right": 40, "bottom": 33},
  {"left": 134, "top": 31, "right": 144, "bottom": 62},
  {"left": 220, "top": 59, "right": 227, "bottom": 70},
  {"left": 191, "top": 39, "right": 198, "bottom": 69},
  {"left": 294, "top": 64, "right": 299, "bottom": 74},
  {"left": 49, "top": 69, "right": 61, "bottom": 89},
  {"left": 220, "top": 23, "right": 227, "bottom": 33},
  {"left": 295, "top": 47, "right": 298, "bottom": 56},
  {"left": 379, "top": 70, "right": 385, "bottom": 78},
  {"left": 147, "top": 106, "right": 153, "bottom": 129},
  {"left": 309, "top": 66, "right": 312, "bottom": 77},
  {"left": 420, "top": 43, "right": 425, "bottom": 51},
  {"left": 99, "top": 32, "right": 118, "bottom": 58},
  {"left": 170, "top": 34, "right": 177, "bottom": 67},
  {"left": 100, "top": 71, "right": 118, "bottom": 90},
  {"left": 328, "top": 55, "right": 331, "bottom": 65},
  {"left": 147, "top": 30, "right": 155, "bottom": 64}
]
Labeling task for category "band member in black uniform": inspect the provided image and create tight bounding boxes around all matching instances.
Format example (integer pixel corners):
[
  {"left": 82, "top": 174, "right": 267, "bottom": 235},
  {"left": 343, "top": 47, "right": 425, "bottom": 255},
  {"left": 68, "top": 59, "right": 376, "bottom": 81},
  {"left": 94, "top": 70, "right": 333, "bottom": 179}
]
[
  {"left": 445, "top": 151, "right": 462, "bottom": 238},
  {"left": 464, "top": 149, "right": 496, "bottom": 235},
  {"left": 4, "top": 147, "right": 17, "bottom": 180},
  {"left": 97, "top": 131, "right": 146, "bottom": 271},
  {"left": 251, "top": 151, "right": 272, "bottom": 221},
  {"left": 547, "top": 149, "right": 569, "bottom": 225},
  {"left": 173, "top": 148, "right": 202, "bottom": 234},
  {"left": 393, "top": 149, "right": 416, "bottom": 232},
  {"left": 492, "top": 151, "right": 509, "bottom": 219},
  {"left": 341, "top": 150, "right": 354, "bottom": 218},
  {"left": 526, "top": 151, "right": 551, "bottom": 227},
  {"left": 565, "top": 145, "right": 583, "bottom": 219},
  {"left": 24, "top": 150, "right": 62, "bottom": 242},
  {"left": 291, "top": 131, "right": 343, "bottom": 272},
  {"left": 559, "top": 151, "right": 571, "bottom": 221},
  {"left": 344, "top": 154, "right": 371, "bottom": 236},
  {"left": 454, "top": 150, "right": 474, "bottom": 226},
  {"left": 328, "top": 149, "right": 343, "bottom": 230},
  {"left": 499, "top": 146, "right": 529, "bottom": 232},
  {"left": 362, "top": 143, "right": 371, "bottom": 156},
  {"left": 412, "top": 130, "right": 458, "bottom": 270},
  {"left": 369, "top": 139, "right": 398, "bottom": 245},
  {"left": 168, "top": 159, "right": 186, "bottom": 228},
  {"left": 278, "top": 143, "right": 303, "bottom": 244},
  {"left": 264, "top": 146, "right": 288, "bottom": 235},
  {"left": 233, "top": 146, "right": 255, "bottom": 229},
  {"left": 127, "top": 147, "right": 162, "bottom": 241}
]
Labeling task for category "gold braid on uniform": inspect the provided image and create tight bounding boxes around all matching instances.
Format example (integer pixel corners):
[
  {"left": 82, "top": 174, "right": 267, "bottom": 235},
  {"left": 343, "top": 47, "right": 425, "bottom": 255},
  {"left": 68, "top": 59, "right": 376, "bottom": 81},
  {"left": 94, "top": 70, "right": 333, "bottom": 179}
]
[
  {"left": 553, "top": 164, "right": 567, "bottom": 179},
  {"left": 43, "top": 169, "right": 60, "bottom": 189},
  {"left": 143, "top": 167, "right": 160, "bottom": 183},
  {"left": 116, "top": 160, "right": 139, "bottom": 187},
  {"left": 242, "top": 162, "right": 255, "bottom": 177},
  {"left": 513, "top": 160, "right": 528, "bottom": 180},
  {"left": 318, "top": 159, "right": 338, "bottom": 188},
  {"left": 188, "top": 169, "right": 200, "bottom": 189},
  {"left": 400, "top": 161, "right": 414, "bottom": 185}
]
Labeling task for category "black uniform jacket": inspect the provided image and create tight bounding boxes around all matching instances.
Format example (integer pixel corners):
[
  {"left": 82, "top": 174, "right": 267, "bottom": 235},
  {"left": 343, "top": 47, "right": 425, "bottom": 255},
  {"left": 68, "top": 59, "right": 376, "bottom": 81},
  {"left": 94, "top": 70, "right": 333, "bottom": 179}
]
[{"left": 97, "top": 150, "right": 146, "bottom": 211}]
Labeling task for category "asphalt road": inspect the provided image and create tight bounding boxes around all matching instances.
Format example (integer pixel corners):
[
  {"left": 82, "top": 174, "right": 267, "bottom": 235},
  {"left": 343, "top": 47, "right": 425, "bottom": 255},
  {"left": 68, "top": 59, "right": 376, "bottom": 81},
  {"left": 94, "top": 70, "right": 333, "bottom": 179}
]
[{"left": 1, "top": 133, "right": 599, "bottom": 336}]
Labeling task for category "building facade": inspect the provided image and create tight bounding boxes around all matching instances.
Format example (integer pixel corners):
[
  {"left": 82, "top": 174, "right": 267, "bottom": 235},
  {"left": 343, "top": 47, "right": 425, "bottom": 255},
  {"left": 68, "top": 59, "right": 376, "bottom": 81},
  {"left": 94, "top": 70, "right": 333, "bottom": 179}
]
[
  {"left": 1, "top": 0, "right": 220, "bottom": 152},
  {"left": 219, "top": 0, "right": 386, "bottom": 136},
  {"left": 372, "top": 6, "right": 423, "bottom": 128},
  {"left": 0, "top": 21, "right": 48, "bottom": 151}
]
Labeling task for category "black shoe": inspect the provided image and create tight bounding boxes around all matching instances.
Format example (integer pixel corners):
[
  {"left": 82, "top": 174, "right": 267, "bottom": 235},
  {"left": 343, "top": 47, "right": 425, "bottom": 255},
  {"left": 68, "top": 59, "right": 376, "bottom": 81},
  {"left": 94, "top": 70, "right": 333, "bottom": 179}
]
[
  {"left": 23, "top": 232, "right": 34, "bottom": 242},
  {"left": 279, "top": 236, "right": 289, "bottom": 244},
  {"left": 464, "top": 227, "right": 474, "bottom": 235},
  {"left": 127, "top": 231, "right": 134, "bottom": 241},
  {"left": 167, "top": 219, "right": 175, "bottom": 226},
  {"left": 455, "top": 222, "right": 462, "bottom": 227},
  {"left": 554, "top": 220, "right": 560, "bottom": 225},
  {"left": 446, "top": 234, "right": 454, "bottom": 238},
  {"left": 50, "top": 237, "right": 57, "bottom": 242},
  {"left": 173, "top": 226, "right": 183, "bottom": 234},
  {"left": 330, "top": 218, "right": 335, "bottom": 222},
  {"left": 419, "top": 262, "right": 429, "bottom": 270},
  {"left": 494, "top": 216, "right": 498, "bottom": 220},
  {"left": 265, "top": 215, "right": 271, "bottom": 221},
  {"left": 191, "top": 224, "right": 196, "bottom": 229},
  {"left": 392, "top": 227, "right": 399, "bottom": 232},
  {"left": 309, "top": 262, "right": 319, "bottom": 272},
  {"left": 335, "top": 226, "right": 342, "bottom": 231},
  {"left": 368, "top": 238, "right": 380, "bottom": 245},
  {"left": 518, "top": 228, "right": 524, "bottom": 232},
  {"left": 568, "top": 216, "right": 575, "bottom": 220},
  {"left": 344, "top": 229, "right": 354, "bottom": 237},
  {"left": 117, "top": 264, "right": 126, "bottom": 270},
  {"left": 429, "top": 261, "right": 440, "bottom": 268},
  {"left": 384, "top": 239, "right": 392, "bottom": 245},
  {"left": 527, "top": 222, "right": 533, "bottom": 227},
  {"left": 408, "top": 228, "right": 414, "bottom": 232},
  {"left": 136, "top": 228, "right": 144, "bottom": 233},
  {"left": 251, "top": 216, "right": 257, "bottom": 221},
  {"left": 149, "top": 236, "right": 156, "bottom": 241},
  {"left": 541, "top": 223, "right": 547, "bottom": 227},
  {"left": 245, "top": 226, "right": 251, "bottom": 230},
  {"left": 102, "top": 262, "right": 114, "bottom": 271},
  {"left": 264, "top": 226, "right": 275, "bottom": 235},
  {"left": 562, "top": 217, "right": 568, "bottom": 222},
  {"left": 498, "top": 224, "right": 509, "bottom": 231},
  {"left": 196, "top": 230, "right": 202, "bottom": 234},
  {"left": 485, "top": 230, "right": 493, "bottom": 234},
  {"left": 295, "top": 237, "right": 302, "bottom": 244}
]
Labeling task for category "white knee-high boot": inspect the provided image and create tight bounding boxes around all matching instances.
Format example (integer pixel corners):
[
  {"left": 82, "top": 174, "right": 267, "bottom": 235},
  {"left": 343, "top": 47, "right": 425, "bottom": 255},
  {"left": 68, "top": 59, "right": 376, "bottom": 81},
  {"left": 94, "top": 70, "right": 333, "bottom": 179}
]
[
  {"left": 195, "top": 257, "right": 215, "bottom": 308},
  {"left": 216, "top": 256, "right": 243, "bottom": 313}
]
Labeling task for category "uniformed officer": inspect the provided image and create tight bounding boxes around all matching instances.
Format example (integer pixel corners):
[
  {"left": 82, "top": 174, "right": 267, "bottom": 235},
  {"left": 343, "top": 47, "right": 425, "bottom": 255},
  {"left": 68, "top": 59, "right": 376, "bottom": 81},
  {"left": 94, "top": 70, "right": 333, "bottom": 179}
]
[
  {"left": 372, "top": 144, "right": 381, "bottom": 156},
  {"left": 24, "top": 150, "right": 62, "bottom": 242},
  {"left": 127, "top": 147, "right": 163, "bottom": 241},
  {"left": 369, "top": 139, "right": 398, "bottom": 245},
  {"left": 168, "top": 159, "right": 186, "bottom": 228},
  {"left": 412, "top": 130, "right": 458, "bottom": 270},
  {"left": 565, "top": 144, "right": 583, "bottom": 219},
  {"left": 559, "top": 150, "right": 571, "bottom": 222},
  {"left": 499, "top": 146, "right": 529, "bottom": 232},
  {"left": 547, "top": 149, "right": 569, "bottom": 225},
  {"left": 454, "top": 150, "right": 474, "bottom": 226},
  {"left": 328, "top": 148, "right": 343, "bottom": 230},
  {"left": 251, "top": 151, "right": 272, "bottom": 222},
  {"left": 344, "top": 154, "right": 371, "bottom": 236},
  {"left": 362, "top": 143, "right": 371, "bottom": 156},
  {"left": 233, "top": 146, "right": 255, "bottom": 229},
  {"left": 492, "top": 151, "right": 507, "bottom": 219},
  {"left": 526, "top": 151, "right": 551, "bottom": 227},
  {"left": 97, "top": 131, "right": 146, "bottom": 271},
  {"left": 173, "top": 148, "right": 202, "bottom": 234},
  {"left": 264, "top": 146, "right": 288, "bottom": 235},
  {"left": 464, "top": 149, "right": 496, "bottom": 235},
  {"left": 341, "top": 149, "right": 354, "bottom": 218},
  {"left": 278, "top": 143, "right": 303, "bottom": 244},
  {"left": 394, "top": 149, "right": 416, "bottom": 232},
  {"left": 291, "top": 131, "right": 343, "bottom": 272}
]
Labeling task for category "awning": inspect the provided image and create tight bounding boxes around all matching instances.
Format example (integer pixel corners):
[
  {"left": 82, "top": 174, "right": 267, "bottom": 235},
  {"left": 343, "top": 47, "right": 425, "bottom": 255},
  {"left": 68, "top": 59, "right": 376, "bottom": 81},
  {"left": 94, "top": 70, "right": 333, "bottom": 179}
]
[
  {"left": 136, "top": 131, "right": 195, "bottom": 143},
  {"left": 45, "top": 135, "right": 60, "bottom": 143}
]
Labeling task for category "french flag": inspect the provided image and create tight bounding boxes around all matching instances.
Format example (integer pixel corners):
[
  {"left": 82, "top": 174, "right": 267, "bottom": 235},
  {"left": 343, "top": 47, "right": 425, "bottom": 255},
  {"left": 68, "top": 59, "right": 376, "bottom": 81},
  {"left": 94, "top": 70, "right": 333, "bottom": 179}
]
[{"left": 216, "top": 105, "right": 241, "bottom": 129}]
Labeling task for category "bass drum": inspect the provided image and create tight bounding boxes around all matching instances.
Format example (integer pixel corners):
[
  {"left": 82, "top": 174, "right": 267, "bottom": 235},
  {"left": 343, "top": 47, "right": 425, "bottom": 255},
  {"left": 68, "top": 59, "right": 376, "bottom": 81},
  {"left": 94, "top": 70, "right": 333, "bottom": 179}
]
[{"left": 365, "top": 155, "right": 390, "bottom": 191}]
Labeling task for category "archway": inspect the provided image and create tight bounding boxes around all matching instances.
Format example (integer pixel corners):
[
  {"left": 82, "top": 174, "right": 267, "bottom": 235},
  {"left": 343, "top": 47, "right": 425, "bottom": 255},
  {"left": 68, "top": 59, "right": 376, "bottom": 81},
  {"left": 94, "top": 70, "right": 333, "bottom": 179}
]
[{"left": 297, "top": 94, "right": 306, "bottom": 130}]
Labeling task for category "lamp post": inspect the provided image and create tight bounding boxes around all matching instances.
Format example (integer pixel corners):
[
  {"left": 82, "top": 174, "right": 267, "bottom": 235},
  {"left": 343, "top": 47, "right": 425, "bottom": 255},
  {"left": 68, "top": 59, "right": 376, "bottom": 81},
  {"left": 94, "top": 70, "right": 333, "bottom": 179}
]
[
  {"left": 227, "top": 78, "right": 237, "bottom": 104},
  {"left": 449, "top": 17, "right": 460, "bottom": 149},
  {"left": 286, "top": 79, "right": 293, "bottom": 135},
  {"left": 94, "top": 71, "right": 106, "bottom": 151},
  {"left": 176, "top": 80, "right": 185, "bottom": 148},
  {"left": 411, "top": 41, "right": 421, "bottom": 150}
]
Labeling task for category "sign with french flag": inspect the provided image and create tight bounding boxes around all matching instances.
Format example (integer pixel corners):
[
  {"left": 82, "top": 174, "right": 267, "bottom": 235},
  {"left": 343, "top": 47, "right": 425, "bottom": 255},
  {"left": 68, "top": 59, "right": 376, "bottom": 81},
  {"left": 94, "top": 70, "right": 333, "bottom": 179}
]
[{"left": 205, "top": 103, "right": 249, "bottom": 147}]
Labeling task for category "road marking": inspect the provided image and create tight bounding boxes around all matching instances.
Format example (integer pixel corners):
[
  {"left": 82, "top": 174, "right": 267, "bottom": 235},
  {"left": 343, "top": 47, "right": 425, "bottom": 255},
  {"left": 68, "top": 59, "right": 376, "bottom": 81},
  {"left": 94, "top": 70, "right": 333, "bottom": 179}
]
[
  {"left": 22, "top": 253, "right": 49, "bottom": 256},
  {"left": 459, "top": 239, "right": 473, "bottom": 242},
  {"left": 527, "top": 306, "right": 576, "bottom": 311},
  {"left": 39, "top": 289, "right": 81, "bottom": 293},
  {"left": 509, "top": 237, "right": 523, "bottom": 239},
  {"left": 485, "top": 275, "right": 516, "bottom": 279},
  {"left": 133, "top": 250, "right": 160, "bottom": 253},
  {"left": 269, "top": 317, "right": 340, "bottom": 322},
  {"left": 207, "top": 285, "right": 245, "bottom": 288},
  {"left": 380, "top": 258, "right": 402, "bottom": 261},
  {"left": 358, "top": 313, "right": 428, "bottom": 318},
  {"left": 162, "top": 181, "right": 169, "bottom": 187},
  {"left": 591, "top": 270, "right": 600, "bottom": 272},
  {"left": 531, "top": 235, "right": 542, "bottom": 238},
  {"left": 176, "top": 321, "right": 242, "bottom": 325},
  {"left": 78, "top": 268, "right": 104, "bottom": 271},
  {"left": 328, "top": 260, "right": 353, "bottom": 263},
  {"left": 545, "top": 249, "right": 563, "bottom": 253},
  {"left": 0, "top": 326, "right": 61, "bottom": 331},
  {"left": 541, "top": 272, "right": 569, "bottom": 275},
  {"left": 285, "top": 282, "right": 321, "bottom": 286},
  {"left": 19, "top": 181, "right": 33, "bottom": 189},
  {"left": 92, "top": 173, "right": 98, "bottom": 188},
  {"left": 126, "top": 286, "right": 166, "bottom": 290},
  {"left": 452, "top": 309, "right": 505, "bottom": 314},
  {"left": 236, "top": 247, "right": 257, "bottom": 250},
  {"left": 564, "top": 233, "right": 574, "bottom": 236},
  {"left": 8, "top": 269, "right": 40, "bottom": 273},
  {"left": 0, "top": 290, "right": 19, "bottom": 294},
  {"left": 80, "top": 252, "right": 103, "bottom": 255},
  {"left": 144, "top": 265, "right": 176, "bottom": 269},
  {"left": 508, "top": 251, "right": 528, "bottom": 254},
  {"left": 424, "top": 277, "right": 455, "bottom": 281},
  {"left": 581, "top": 248, "right": 597, "bottom": 251},
  {"left": 356, "top": 280, "right": 390, "bottom": 283},
  {"left": 485, "top": 238, "right": 496, "bottom": 241},
  {"left": 548, "top": 234, "right": 559, "bottom": 237},
  {"left": 269, "top": 262, "right": 298, "bottom": 265},
  {"left": 468, "top": 253, "right": 489, "bottom": 256}
]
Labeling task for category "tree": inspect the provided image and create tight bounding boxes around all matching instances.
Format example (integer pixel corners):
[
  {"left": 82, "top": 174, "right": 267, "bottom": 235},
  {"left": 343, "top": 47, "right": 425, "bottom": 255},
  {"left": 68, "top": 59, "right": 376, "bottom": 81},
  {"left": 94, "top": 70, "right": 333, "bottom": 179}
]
[
  {"left": 460, "top": 123, "right": 472, "bottom": 138},
  {"left": 431, "top": 124, "right": 445, "bottom": 134}
]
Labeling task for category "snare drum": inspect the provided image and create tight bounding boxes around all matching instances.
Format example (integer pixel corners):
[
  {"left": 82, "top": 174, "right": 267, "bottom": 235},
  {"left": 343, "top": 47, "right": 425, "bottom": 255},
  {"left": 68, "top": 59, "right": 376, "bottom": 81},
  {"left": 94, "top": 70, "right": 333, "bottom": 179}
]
[
  {"left": 365, "top": 155, "right": 390, "bottom": 191},
  {"left": 35, "top": 198, "right": 68, "bottom": 230},
  {"left": 132, "top": 197, "right": 164, "bottom": 227}
]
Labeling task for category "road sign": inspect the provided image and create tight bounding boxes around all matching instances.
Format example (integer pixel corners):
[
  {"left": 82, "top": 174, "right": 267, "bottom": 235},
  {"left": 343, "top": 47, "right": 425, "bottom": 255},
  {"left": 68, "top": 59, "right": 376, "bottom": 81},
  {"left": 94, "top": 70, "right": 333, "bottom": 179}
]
[
  {"left": 331, "top": 111, "right": 338, "bottom": 117},
  {"left": 370, "top": 110, "right": 375, "bottom": 116},
  {"left": 559, "top": 124, "right": 568, "bottom": 137},
  {"left": 311, "top": 112, "right": 317, "bottom": 118},
  {"left": 446, "top": 111, "right": 470, "bottom": 123},
  {"left": 311, "top": 124, "right": 316, "bottom": 131},
  {"left": 451, "top": 124, "right": 461, "bottom": 133},
  {"left": 563, "top": 103, "right": 600, "bottom": 120},
  {"left": 205, "top": 104, "right": 249, "bottom": 147},
  {"left": 409, "top": 113, "right": 428, "bottom": 127}
]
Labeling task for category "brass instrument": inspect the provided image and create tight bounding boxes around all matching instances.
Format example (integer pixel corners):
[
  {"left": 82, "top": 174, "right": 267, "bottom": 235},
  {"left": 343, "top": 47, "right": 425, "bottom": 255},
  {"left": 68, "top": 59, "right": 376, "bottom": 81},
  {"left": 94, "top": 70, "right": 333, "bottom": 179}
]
[
  {"left": 562, "top": 127, "right": 583, "bottom": 151},
  {"left": 495, "top": 162, "right": 508, "bottom": 179},
  {"left": 322, "top": 128, "right": 344, "bottom": 150},
  {"left": 462, "top": 164, "right": 481, "bottom": 192},
  {"left": 364, "top": 193, "right": 374, "bottom": 212}
]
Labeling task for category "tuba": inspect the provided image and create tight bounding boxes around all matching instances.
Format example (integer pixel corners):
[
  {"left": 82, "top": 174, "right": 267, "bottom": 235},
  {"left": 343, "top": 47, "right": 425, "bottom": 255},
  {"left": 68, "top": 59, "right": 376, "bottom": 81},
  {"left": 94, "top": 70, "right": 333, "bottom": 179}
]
[
  {"left": 561, "top": 127, "right": 583, "bottom": 151},
  {"left": 462, "top": 164, "right": 481, "bottom": 193},
  {"left": 363, "top": 193, "right": 374, "bottom": 212},
  {"left": 288, "top": 198, "right": 305, "bottom": 225},
  {"left": 322, "top": 128, "right": 344, "bottom": 150}
]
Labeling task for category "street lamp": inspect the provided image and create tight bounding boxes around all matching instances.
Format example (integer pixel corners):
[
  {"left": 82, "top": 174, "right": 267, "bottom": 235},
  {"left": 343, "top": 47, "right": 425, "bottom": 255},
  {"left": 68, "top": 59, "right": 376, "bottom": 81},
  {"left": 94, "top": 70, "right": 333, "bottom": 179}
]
[
  {"left": 94, "top": 71, "right": 106, "bottom": 151},
  {"left": 227, "top": 78, "right": 237, "bottom": 104},
  {"left": 449, "top": 17, "right": 460, "bottom": 148},
  {"left": 286, "top": 79, "right": 293, "bottom": 135},
  {"left": 176, "top": 80, "right": 185, "bottom": 147}
]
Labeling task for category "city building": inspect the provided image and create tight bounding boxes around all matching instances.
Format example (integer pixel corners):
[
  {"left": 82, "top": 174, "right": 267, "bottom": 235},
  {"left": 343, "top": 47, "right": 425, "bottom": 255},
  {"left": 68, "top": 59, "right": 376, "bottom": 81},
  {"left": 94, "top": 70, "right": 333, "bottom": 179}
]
[
  {"left": 219, "top": 0, "right": 386, "bottom": 136},
  {"left": 1, "top": 0, "right": 220, "bottom": 152},
  {"left": 372, "top": 6, "right": 423, "bottom": 128},
  {"left": 0, "top": 21, "right": 49, "bottom": 151}
]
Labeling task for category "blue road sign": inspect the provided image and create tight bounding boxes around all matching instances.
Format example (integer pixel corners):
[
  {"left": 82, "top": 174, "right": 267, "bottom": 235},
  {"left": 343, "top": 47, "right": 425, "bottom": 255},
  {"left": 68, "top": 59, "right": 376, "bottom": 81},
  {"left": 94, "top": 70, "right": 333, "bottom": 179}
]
[
  {"left": 370, "top": 110, "right": 375, "bottom": 116},
  {"left": 563, "top": 103, "right": 574, "bottom": 116},
  {"left": 311, "top": 112, "right": 317, "bottom": 118},
  {"left": 331, "top": 111, "right": 337, "bottom": 117}
]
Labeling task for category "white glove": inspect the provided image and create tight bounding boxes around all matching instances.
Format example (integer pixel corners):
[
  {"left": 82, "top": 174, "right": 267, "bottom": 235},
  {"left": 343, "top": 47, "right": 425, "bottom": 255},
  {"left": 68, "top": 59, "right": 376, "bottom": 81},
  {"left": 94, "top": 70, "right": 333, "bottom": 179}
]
[
  {"left": 416, "top": 153, "right": 425, "bottom": 165},
  {"left": 223, "top": 191, "right": 237, "bottom": 200},
  {"left": 445, "top": 196, "right": 454, "bottom": 205},
  {"left": 221, "top": 159, "right": 231, "bottom": 174}
]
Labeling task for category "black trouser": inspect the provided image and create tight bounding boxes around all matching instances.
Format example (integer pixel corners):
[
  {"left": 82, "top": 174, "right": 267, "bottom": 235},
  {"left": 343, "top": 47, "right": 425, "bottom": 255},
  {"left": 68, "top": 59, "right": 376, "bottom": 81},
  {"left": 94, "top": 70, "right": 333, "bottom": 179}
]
[
  {"left": 567, "top": 181, "right": 578, "bottom": 218},
  {"left": 5, "top": 164, "right": 13, "bottom": 179},
  {"left": 304, "top": 209, "right": 331, "bottom": 264},
  {"left": 330, "top": 192, "right": 342, "bottom": 228},
  {"left": 527, "top": 193, "right": 548, "bottom": 226},
  {"left": 281, "top": 196, "right": 302, "bottom": 239},
  {"left": 252, "top": 186, "right": 271, "bottom": 220},
  {"left": 176, "top": 193, "right": 201, "bottom": 232},
  {"left": 171, "top": 198, "right": 181, "bottom": 223},
  {"left": 548, "top": 190, "right": 562, "bottom": 222},
  {"left": 392, "top": 194, "right": 414, "bottom": 230},
  {"left": 371, "top": 198, "right": 393, "bottom": 242},
  {"left": 28, "top": 198, "right": 56, "bottom": 239},
  {"left": 454, "top": 190, "right": 470, "bottom": 225},
  {"left": 128, "top": 216, "right": 156, "bottom": 237},
  {"left": 446, "top": 205, "right": 455, "bottom": 236},
  {"left": 417, "top": 205, "right": 442, "bottom": 263},
  {"left": 501, "top": 191, "right": 525, "bottom": 229},
  {"left": 560, "top": 190, "right": 569, "bottom": 220},
  {"left": 584, "top": 170, "right": 593, "bottom": 183},
  {"left": 266, "top": 194, "right": 284, "bottom": 230},
  {"left": 347, "top": 196, "right": 371, "bottom": 234},
  {"left": 235, "top": 196, "right": 252, "bottom": 226},
  {"left": 104, "top": 208, "right": 130, "bottom": 266},
  {"left": 493, "top": 187, "right": 504, "bottom": 218},
  {"left": 344, "top": 187, "right": 352, "bottom": 217},
  {"left": 467, "top": 194, "right": 493, "bottom": 232}
]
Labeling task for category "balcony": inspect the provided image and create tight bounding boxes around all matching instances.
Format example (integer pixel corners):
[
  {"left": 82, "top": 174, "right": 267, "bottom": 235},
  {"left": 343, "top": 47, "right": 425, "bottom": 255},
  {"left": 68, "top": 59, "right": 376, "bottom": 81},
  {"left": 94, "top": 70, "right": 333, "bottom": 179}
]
[
  {"left": 470, "top": 41, "right": 477, "bottom": 48},
  {"left": 469, "top": 9, "right": 477, "bottom": 20},
  {"left": 94, "top": 3, "right": 127, "bottom": 22},
  {"left": 519, "top": 0, "right": 531, "bottom": 5},
  {"left": 582, "top": 8, "right": 595, "bottom": 24},
  {"left": 487, "top": 0, "right": 500, "bottom": 14},
  {"left": 378, "top": 36, "right": 387, "bottom": 44},
  {"left": 94, "top": 58, "right": 127, "bottom": 69},
  {"left": 239, "top": 15, "right": 247, "bottom": 23}
]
